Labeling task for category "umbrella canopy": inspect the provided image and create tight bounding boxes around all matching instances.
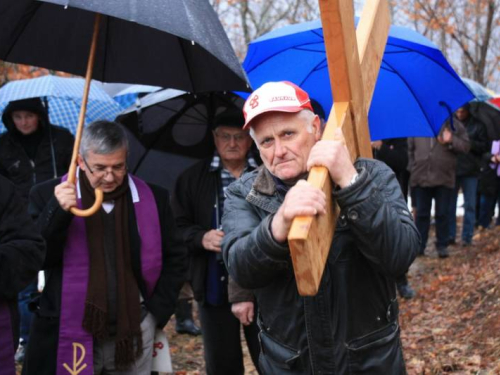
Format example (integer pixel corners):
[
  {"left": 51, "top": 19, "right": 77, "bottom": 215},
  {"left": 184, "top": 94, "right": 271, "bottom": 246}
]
[
  {"left": 0, "top": 0, "right": 250, "bottom": 93},
  {"left": 460, "top": 78, "right": 500, "bottom": 140},
  {"left": 116, "top": 90, "right": 248, "bottom": 192},
  {"left": 0, "top": 75, "right": 121, "bottom": 133},
  {"left": 116, "top": 89, "right": 249, "bottom": 192},
  {"left": 113, "top": 84, "right": 161, "bottom": 110},
  {"left": 490, "top": 97, "right": 500, "bottom": 108},
  {"left": 462, "top": 78, "right": 493, "bottom": 102},
  {"left": 241, "top": 19, "right": 474, "bottom": 140}
]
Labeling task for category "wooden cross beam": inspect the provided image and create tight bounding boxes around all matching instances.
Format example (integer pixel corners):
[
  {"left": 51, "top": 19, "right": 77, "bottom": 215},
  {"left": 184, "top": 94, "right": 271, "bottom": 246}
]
[{"left": 287, "top": 0, "right": 391, "bottom": 296}]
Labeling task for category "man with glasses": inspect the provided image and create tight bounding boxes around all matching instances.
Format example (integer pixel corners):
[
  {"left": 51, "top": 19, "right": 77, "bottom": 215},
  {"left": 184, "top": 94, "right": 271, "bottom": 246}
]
[
  {"left": 172, "top": 109, "right": 261, "bottom": 375},
  {"left": 22, "top": 121, "right": 186, "bottom": 375}
]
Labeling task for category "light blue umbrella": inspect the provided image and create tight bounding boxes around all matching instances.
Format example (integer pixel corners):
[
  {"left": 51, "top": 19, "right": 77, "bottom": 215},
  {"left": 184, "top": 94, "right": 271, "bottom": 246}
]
[
  {"left": 0, "top": 75, "right": 121, "bottom": 134},
  {"left": 462, "top": 78, "right": 493, "bottom": 102},
  {"left": 241, "top": 19, "right": 475, "bottom": 140},
  {"left": 113, "top": 84, "right": 162, "bottom": 110}
]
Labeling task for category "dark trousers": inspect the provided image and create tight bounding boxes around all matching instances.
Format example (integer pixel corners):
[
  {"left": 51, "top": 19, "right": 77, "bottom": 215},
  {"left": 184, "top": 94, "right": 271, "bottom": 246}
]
[
  {"left": 18, "top": 280, "right": 38, "bottom": 345},
  {"left": 414, "top": 186, "right": 452, "bottom": 253},
  {"left": 198, "top": 303, "right": 260, "bottom": 375},
  {"left": 448, "top": 176, "right": 478, "bottom": 243}
]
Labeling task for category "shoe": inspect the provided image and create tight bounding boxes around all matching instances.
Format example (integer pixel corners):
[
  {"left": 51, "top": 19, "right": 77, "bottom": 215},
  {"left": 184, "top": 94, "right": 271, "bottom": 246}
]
[
  {"left": 175, "top": 299, "right": 201, "bottom": 336},
  {"left": 15, "top": 343, "right": 26, "bottom": 363},
  {"left": 176, "top": 318, "right": 202, "bottom": 336},
  {"left": 448, "top": 238, "right": 456, "bottom": 246},
  {"left": 437, "top": 247, "right": 449, "bottom": 258},
  {"left": 397, "top": 284, "right": 416, "bottom": 299},
  {"left": 461, "top": 240, "right": 471, "bottom": 247}
]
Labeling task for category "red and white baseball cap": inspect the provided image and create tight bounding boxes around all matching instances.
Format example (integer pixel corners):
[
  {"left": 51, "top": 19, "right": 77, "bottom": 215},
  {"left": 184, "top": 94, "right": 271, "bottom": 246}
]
[{"left": 242, "top": 81, "right": 313, "bottom": 129}]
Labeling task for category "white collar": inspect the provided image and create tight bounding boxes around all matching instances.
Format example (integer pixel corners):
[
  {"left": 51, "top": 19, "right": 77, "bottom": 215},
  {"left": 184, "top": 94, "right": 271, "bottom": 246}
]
[{"left": 76, "top": 167, "right": 139, "bottom": 203}]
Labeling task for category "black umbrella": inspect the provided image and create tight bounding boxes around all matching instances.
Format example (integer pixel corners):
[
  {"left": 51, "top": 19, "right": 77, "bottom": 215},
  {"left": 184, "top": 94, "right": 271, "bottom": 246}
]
[
  {"left": 469, "top": 102, "right": 500, "bottom": 141},
  {"left": 0, "top": 0, "right": 249, "bottom": 93},
  {"left": 0, "top": 0, "right": 250, "bottom": 216},
  {"left": 116, "top": 89, "right": 255, "bottom": 192}
]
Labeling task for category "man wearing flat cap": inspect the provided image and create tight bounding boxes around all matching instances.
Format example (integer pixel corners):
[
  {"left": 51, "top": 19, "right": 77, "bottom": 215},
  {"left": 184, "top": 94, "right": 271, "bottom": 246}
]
[
  {"left": 172, "top": 109, "right": 261, "bottom": 375},
  {"left": 221, "top": 81, "right": 420, "bottom": 374}
]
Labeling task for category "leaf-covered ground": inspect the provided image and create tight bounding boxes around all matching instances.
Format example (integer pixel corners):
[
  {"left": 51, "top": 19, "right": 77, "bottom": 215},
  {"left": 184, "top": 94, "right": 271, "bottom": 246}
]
[
  {"left": 400, "top": 224, "right": 500, "bottom": 374},
  {"left": 165, "top": 224, "right": 500, "bottom": 375},
  {"left": 17, "top": 224, "right": 500, "bottom": 375}
]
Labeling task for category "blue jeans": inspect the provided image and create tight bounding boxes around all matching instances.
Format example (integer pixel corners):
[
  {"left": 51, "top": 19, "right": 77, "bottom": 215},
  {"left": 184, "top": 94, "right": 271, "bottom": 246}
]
[
  {"left": 414, "top": 186, "right": 452, "bottom": 253},
  {"left": 448, "top": 176, "right": 478, "bottom": 243},
  {"left": 18, "top": 280, "right": 38, "bottom": 345}
]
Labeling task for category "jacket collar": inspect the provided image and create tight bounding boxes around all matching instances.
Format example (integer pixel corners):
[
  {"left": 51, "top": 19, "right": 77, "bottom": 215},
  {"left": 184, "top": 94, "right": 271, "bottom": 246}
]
[
  {"left": 251, "top": 166, "right": 276, "bottom": 196},
  {"left": 246, "top": 166, "right": 281, "bottom": 214}
]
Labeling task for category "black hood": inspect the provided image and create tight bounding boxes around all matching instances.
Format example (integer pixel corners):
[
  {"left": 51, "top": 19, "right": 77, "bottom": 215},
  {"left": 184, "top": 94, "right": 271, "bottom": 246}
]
[{"left": 1, "top": 98, "right": 50, "bottom": 134}]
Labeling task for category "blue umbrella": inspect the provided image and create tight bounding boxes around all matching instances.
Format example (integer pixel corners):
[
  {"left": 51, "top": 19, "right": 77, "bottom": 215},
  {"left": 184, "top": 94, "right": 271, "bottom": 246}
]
[
  {"left": 242, "top": 19, "right": 475, "bottom": 140},
  {"left": 113, "top": 84, "right": 162, "bottom": 110},
  {"left": 0, "top": 75, "right": 122, "bottom": 134}
]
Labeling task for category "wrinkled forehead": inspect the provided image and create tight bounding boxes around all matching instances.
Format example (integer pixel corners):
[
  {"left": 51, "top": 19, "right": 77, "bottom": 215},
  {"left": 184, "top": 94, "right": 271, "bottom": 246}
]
[{"left": 251, "top": 111, "right": 306, "bottom": 136}]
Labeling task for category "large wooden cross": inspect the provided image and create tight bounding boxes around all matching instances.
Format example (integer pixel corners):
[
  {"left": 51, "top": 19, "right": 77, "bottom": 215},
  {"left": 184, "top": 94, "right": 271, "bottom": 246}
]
[{"left": 287, "top": 0, "right": 391, "bottom": 296}]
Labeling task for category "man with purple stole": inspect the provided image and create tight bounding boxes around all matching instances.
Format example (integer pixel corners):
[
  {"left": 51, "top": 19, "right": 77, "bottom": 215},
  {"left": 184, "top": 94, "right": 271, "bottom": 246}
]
[
  {"left": 22, "top": 121, "right": 187, "bottom": 375},
  {"left": 0, "top": 175, "right": 45, "bottom": 375}
]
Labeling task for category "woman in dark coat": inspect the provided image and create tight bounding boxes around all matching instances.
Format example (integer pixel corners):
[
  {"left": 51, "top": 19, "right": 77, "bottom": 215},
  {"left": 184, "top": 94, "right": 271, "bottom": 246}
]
[{"left": 0, "top": 175, "right": 45, "bottom": 373}]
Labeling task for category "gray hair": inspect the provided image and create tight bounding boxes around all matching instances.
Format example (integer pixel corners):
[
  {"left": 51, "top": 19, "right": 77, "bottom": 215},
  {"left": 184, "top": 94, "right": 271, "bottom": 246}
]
[
  {"left": 80, "top": 121, "right": 129, "bottom": 157},
  {"left": 249, "top": 109, "right": 316, "bottom": 146}
]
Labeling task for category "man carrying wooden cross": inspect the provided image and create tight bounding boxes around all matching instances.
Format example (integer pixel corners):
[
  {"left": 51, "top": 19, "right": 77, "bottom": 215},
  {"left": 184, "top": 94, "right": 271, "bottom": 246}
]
[{"left": 221, "top": 81, "right": 419, "bottom": 374}]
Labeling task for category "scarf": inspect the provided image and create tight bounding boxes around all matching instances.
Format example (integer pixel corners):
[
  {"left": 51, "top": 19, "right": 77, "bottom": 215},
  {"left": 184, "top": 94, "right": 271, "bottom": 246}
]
[{"left": 79, "top": 170, "right": 142, "bottom": 370}]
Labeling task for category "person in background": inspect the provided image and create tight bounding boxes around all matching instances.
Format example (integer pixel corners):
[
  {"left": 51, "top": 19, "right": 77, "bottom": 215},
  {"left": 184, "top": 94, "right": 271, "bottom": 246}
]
[
  {"left": 372, "top": 138, "right": 415, "bottom": 299},
  {"left": 478, "top": 140, "right": 500, "bottom": 228},
  {"left": 0, "top": 97, "right": 74, "bottom": 363},
  {"left": 408, "top": 120, "right": 469, "bottom": 258},
  {"left": 448, "top": 105, "right": 489, "bottom": 246},
  {"left": 0, "top": 175, "right": 45, "bottom": 374},
  {"left": 172, "top": 109, "right": 261, "bottom": 375}
]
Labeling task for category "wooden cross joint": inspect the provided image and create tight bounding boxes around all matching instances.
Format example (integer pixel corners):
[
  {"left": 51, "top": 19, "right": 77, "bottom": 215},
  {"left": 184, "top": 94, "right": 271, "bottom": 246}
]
[{"left": 287, "top": 0, "right": 391, "bottom": 296}]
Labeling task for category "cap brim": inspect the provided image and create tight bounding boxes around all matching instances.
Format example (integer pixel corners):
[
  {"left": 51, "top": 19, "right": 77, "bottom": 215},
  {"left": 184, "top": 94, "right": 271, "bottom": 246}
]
[{"left": 243, "top": 106, "right": 306, "bottom": 129}]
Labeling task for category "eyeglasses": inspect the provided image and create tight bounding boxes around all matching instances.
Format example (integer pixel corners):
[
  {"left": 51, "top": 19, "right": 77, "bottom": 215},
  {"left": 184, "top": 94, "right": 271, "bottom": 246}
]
[
  {"left": 214, "top": 131, "right": 249, "bottom": 143},
  {"left": 82, "top": 157, "right": 127, "bottom": 178}
]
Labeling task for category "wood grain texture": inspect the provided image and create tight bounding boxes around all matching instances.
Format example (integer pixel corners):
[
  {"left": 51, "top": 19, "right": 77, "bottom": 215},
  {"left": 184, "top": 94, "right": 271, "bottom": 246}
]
[{"left": 288, "top": 0, "right": 390, "bottom": 296}]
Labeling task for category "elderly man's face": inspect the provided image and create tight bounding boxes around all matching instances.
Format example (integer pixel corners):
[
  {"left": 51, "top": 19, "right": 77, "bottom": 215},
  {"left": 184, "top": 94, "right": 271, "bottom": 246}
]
[
  {"left": 251, "top": 111, "right": 321, "bottom": 182},
  {"left": 213, "top": 125, "right": 252, "bottom": 165},
  {"left": 77, "top": 147, "right": 127, "bottom": 193},
  {"left": 12, "top": 110, "right": 40, "bottom": 135}
]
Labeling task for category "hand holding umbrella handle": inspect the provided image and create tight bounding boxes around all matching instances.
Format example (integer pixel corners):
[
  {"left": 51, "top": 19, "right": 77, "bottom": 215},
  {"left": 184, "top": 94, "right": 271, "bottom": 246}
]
[{"left": 69, "top": 189, "right": 104, "bottom": 217}]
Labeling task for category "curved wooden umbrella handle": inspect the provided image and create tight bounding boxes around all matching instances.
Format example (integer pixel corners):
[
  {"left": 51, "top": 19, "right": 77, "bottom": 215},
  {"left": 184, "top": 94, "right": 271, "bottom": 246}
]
[
  {"left": 70, "top": 188, "right": 104, "bottom": 217},
  {"left": 67, "top": 13, "right": 103, "bottom": 217}
]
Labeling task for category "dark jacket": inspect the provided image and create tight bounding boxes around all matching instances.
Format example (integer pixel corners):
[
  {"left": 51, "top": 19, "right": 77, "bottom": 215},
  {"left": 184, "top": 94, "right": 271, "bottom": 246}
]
[
  {"left": 455, "top": 114, "right": 489, "bottom": 177},
  {"left": 221, "top": 159, "right": 420, "bottom": 374},
  {"left": 172, "top": 158, "right": 254, "bottom": 303},
  {"left": 408, "top": 121, "right": 470, "bottom": 189},
  {"left": 0, "top": 100, "right": 74, "bottom": 201},
  {"left": 22, "top": 177, "right": 187, "bottom": 375},
  {"left": 0, "top": 175, "right": 45, "bottom": 348},
  {"left": 372, "top": 138, "right": 408, "bottom": 174},
  {"left": 479, "top": 145, "right": 500, "bottom": 197}
]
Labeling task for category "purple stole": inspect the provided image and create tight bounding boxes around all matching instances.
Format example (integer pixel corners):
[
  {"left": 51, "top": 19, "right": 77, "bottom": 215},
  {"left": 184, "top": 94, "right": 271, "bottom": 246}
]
[
  {"left": 0, "top": 300, "right": 15, "bottom": 375},
  {"left": 56, "top": 175, "right": 162, "bottom": 375}
]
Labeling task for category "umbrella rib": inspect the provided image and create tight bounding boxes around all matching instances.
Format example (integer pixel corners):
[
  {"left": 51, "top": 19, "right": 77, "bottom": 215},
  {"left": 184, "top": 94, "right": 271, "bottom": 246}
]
[
  {"left": 379, "top": 58, "right": 437, "bottom": 133},
  {"left": 132, "top": 97, "right": 197, "bottom": 173},
  {"left": 177, "top": 38, "right": 195, "bottom": 93}
]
